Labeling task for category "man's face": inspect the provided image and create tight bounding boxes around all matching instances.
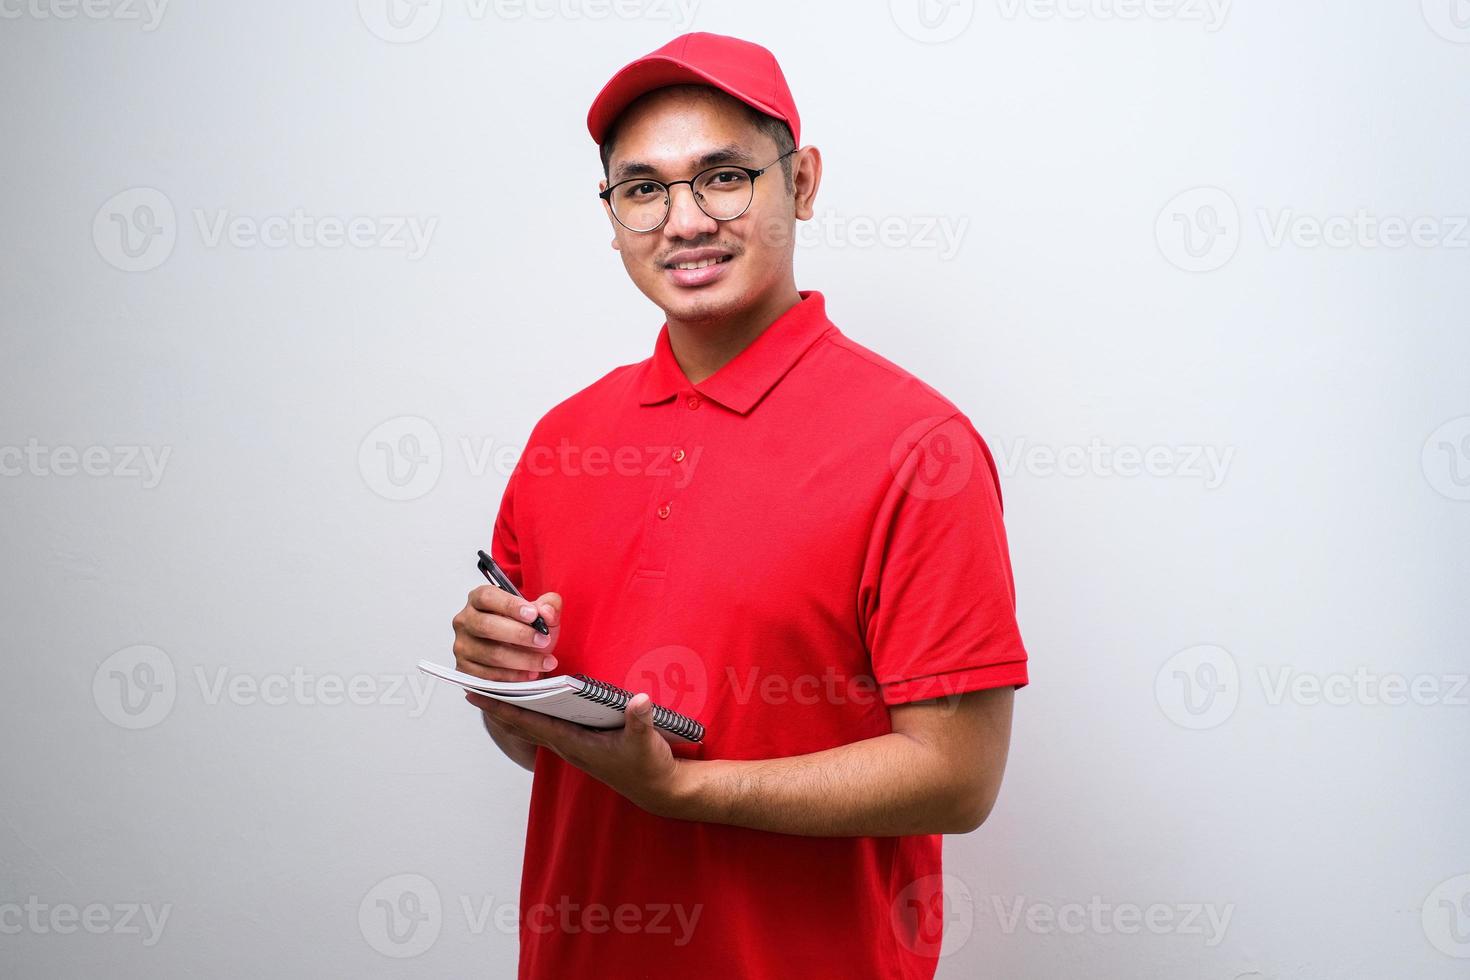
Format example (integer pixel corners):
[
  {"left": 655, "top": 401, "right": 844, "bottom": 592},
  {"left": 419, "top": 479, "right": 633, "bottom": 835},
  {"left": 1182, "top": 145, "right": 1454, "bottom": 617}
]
[{"left": 599, "top": 87, "right": 796, "bottom": 324}]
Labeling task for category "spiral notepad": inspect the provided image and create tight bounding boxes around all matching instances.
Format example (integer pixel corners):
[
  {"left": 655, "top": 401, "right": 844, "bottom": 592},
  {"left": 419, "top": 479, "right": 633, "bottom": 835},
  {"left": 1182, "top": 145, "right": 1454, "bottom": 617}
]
[{"left": 417, "top": 660, "right": 705, "bottom": 744}]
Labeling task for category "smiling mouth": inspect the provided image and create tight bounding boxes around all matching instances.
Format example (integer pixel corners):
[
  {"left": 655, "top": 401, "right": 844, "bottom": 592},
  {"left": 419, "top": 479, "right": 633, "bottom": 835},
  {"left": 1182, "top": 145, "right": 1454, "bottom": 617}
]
[{"left": 667, "top": 255, "right": 734, "bottom": 271}]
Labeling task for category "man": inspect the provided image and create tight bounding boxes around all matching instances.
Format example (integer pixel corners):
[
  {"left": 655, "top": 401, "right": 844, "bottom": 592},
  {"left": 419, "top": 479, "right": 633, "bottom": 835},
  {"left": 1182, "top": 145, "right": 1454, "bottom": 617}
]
[{"left": 450, "top": 31, "right": 1029, "bottom": 980}]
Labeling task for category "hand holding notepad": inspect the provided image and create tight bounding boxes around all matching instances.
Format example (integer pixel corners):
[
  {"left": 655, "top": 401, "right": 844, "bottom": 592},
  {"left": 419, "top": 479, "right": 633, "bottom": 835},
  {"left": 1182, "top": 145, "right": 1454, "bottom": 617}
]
[{"left": 418, "top": 660, "right": 706, "bottom": 744}]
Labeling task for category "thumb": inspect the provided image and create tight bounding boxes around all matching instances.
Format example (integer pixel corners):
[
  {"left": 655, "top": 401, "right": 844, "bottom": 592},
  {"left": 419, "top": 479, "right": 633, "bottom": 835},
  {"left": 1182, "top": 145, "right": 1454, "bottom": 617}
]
[{"left": 625, "top": 693, "right": 656, "bottom": 736}]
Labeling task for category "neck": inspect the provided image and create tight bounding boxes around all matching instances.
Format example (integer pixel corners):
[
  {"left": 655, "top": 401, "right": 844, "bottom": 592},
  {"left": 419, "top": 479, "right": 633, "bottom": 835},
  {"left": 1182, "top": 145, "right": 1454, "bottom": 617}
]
[{"left": 665, "top": 283, "right": 803, "bottom": 386}]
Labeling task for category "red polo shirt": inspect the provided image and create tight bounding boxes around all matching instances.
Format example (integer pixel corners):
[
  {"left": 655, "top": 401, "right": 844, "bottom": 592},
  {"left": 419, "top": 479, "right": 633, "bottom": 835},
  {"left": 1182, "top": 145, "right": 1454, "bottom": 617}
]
[{"left": 492, "top": 290, "right": 1028, "bottom": 980}]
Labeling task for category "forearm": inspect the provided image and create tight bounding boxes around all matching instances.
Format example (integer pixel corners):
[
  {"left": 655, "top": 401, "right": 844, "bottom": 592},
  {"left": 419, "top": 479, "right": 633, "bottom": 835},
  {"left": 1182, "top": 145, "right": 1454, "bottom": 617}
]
[
  {"left": 669, "top": 730, "right": 985, "bottom": 837},
  {"left": 483, "top": 713, "right": 538, "bottom": 772}
]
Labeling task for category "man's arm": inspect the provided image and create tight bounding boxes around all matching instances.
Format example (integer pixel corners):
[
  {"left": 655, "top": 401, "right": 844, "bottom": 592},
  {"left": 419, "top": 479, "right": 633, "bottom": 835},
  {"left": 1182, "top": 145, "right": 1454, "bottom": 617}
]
[
  {"left": 477, "top": 681, "right": 1017, "bottom": 837},
  {"left": 667, "top": 685, "right": 1015, "bottom": 836},
  {"left": 482, "top": 712, "right": 538, "bottom": 772}
]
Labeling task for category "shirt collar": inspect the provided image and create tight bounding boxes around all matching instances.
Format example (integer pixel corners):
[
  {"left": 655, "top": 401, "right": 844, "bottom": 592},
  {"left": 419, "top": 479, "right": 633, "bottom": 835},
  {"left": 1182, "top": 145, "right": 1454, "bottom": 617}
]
[{"left": 635, "top": 290, "right": 836, "bottom": 415}]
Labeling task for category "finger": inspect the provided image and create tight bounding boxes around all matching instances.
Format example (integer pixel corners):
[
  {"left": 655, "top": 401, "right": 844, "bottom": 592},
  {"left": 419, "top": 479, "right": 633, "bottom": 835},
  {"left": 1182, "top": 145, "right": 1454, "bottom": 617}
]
[
  {"left": 461, "top": 608, "right": 554, "bottom": 650},
  {"left": 468, "top": 693, "right": 547, "bottom": 744},
  {"left": 468, "top": 584, "right": 547, "bottom": 628},
  {"left": 466, "top": 691, "right": 500, "bottom": 712},
  {"left": 468, "top": 691, "right": 529, "bottom": 717},
  {"left": 455, "top": 638, "right": 556, "bottom": 677},
  {"left": 479, "top": 696, "right": 588, "bottom": 748}
]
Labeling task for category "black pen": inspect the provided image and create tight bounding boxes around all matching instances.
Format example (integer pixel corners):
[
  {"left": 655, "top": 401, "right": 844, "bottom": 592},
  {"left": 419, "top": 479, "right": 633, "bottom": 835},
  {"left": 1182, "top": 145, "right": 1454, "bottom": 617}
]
[{"left": 477, "top": 550, "right": 549, "bottom": 635}]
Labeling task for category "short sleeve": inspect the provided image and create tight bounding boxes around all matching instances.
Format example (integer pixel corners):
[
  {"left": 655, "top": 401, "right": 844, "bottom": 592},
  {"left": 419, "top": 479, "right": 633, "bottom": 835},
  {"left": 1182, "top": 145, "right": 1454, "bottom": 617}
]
[
  {"left": 858, "top": 413, "right": 1029, "bottom": 705},
  {"left": 490, "top": 456, "right": 527, "bottom": 595}
]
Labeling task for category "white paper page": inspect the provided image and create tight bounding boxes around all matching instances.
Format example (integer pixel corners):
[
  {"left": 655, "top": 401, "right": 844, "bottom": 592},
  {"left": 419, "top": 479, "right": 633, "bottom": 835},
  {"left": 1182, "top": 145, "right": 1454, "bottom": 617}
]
[{"left": 416, "top": 660, "right": 622, "bottom": 729}]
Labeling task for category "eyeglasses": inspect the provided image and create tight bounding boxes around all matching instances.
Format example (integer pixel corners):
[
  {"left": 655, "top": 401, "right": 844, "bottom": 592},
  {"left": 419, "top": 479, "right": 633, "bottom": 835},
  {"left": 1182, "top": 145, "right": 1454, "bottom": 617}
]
[{"left": 599, "top": 148, "right": 799, "bottom": 233}]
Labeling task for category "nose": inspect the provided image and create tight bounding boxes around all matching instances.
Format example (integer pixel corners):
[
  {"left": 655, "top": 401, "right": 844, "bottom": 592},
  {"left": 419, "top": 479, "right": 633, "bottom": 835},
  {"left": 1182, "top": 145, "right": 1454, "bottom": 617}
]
[{"left": 662, "top": 182, "right": 718, "bottom": 240}]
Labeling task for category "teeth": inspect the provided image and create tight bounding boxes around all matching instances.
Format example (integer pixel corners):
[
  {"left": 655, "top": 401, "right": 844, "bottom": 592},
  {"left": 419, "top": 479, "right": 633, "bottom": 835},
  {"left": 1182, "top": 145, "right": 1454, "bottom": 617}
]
[{"left": 673, "top": 256, "right": 727, "bottom": 270}]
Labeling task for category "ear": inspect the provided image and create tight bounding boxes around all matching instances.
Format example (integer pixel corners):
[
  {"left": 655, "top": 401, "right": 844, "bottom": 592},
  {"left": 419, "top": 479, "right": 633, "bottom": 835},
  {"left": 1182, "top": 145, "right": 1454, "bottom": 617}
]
[
  {"left": 792, "top": 146, "right": 823, "bottom": 222},
  {"left": 599, "top": 179, "right": 622, "bottom": 251}
]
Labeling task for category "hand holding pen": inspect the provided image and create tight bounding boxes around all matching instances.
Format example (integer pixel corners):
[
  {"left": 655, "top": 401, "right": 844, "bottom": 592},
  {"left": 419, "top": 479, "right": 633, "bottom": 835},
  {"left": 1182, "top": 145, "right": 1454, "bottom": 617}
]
[
  {"left": 477, "top": 550, "right": 548, "bottom": 634},
  {"left": 450, "top": 550, "right": 561, "bottom": 683}
]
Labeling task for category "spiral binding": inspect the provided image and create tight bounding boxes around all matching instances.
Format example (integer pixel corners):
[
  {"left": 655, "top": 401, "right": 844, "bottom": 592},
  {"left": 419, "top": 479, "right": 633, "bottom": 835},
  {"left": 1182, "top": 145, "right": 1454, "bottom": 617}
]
[{"left": 571, "top": 674, "right": 705, "bottom": 743}]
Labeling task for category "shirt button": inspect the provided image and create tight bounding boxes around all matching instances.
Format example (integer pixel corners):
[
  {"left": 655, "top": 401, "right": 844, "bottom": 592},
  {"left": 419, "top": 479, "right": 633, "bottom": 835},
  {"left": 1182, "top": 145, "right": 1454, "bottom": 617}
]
[
  {"left": 657, "top": 503, "right": 672, "bottom": 520},
  {"left": 672, "top": 448, "right": 686, "bottom": 463},
  {"left": 686, "top": 394, "right": 701, "bottom": 410}
]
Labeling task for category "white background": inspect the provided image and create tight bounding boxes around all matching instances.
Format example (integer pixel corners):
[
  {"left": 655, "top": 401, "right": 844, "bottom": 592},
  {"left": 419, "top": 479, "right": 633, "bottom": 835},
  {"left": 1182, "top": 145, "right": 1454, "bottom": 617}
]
[{"left": 2, "top": 1, "right": 1468, "bottom": 977}]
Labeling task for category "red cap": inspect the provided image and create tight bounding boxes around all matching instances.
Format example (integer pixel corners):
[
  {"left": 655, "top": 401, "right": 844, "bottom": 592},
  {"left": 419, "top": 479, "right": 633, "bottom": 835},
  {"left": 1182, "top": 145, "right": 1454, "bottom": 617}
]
[{"left": 586, "top": 32, "right": 800, "bottom": 146}]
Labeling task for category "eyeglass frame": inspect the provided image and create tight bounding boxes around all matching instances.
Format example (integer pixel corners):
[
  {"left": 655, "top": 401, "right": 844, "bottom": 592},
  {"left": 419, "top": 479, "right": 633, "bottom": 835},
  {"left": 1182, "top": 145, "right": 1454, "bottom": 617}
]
[{"left": 598, "top": 147, "right": 800, "bottom": 233}]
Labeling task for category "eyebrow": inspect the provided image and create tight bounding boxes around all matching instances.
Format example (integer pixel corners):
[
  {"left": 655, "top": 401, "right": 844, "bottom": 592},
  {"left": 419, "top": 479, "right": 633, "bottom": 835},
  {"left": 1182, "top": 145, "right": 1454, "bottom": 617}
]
[{"left": 610, "top": 144, "right": 758, "bottom": 183}]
